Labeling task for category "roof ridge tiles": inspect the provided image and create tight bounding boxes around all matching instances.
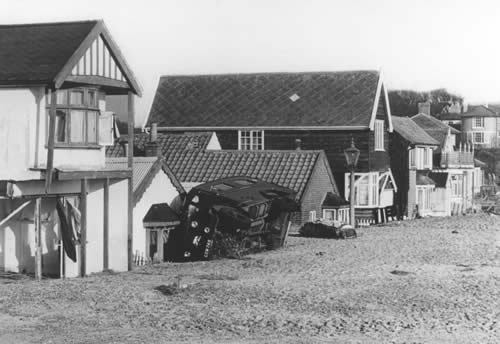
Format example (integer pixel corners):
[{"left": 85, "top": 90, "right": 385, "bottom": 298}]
[
  {"left": 158, "top": 70, "right": 379, "bottom": 79},
  {"left": 0, "top": 19, "right": 100, "bottom": 28}
]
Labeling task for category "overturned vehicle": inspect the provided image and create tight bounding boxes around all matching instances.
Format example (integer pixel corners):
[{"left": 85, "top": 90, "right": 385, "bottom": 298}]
[{"left": 144, "top": 177, "right": 299, "bottom": 262}]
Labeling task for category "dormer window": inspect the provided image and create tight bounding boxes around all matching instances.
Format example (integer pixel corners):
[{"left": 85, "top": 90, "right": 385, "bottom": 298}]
[{"left": 46, "top": 87, "right": 106, "bottom": 147}]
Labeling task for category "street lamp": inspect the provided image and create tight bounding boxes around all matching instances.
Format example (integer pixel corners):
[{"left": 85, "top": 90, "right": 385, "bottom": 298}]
[{"left": 344, "top": 137, "right": 360, "bottom": 227}]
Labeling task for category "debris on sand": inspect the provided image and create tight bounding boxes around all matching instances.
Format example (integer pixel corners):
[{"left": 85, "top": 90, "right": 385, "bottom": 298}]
[{"left": 390, "top": 270, "right": 412, "bottom": 276}]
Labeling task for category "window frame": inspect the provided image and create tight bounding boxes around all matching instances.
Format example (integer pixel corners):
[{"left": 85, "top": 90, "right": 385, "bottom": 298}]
[
  {"left": 46, "top": 87, "right": 101, "bottom": 148},
  {"left": 309, "top": 210, "right": 317, "bottom": 222},
  {"left": 374, "top": 119, "right": 385, "bottom": 151},
  {"left": 472, "top": 132, "right": 484, "bottom": 144},
  {"left": 472, "top": 117, "right": 484, "bottom": 129},
  {"left": 322, "top": 209, "right": 336, "bottom": 221},
  {"left": 345, "top": 172, "right": 380, "bottom": 208},
  {"left": 238, "top": 130, "right": 264, "bottom": 150},
  {"left": 416, "top": 186, "right": 433, "bottom": 211}
]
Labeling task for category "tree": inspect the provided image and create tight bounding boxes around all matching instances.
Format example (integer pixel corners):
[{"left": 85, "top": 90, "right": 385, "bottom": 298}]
[{"left": 388, "top": 89, "right": 464, "bottom": 117}]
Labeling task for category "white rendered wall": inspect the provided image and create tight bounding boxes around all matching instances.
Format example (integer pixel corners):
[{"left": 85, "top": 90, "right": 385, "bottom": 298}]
[
  {"left": 0, "top": 88, "right": 106, "bottom": 181},
  {"left": 85, "top": 180, "right": 105, "bottom": 274},
  {"left": 0, "top": 198, "right": 59, "bottom": 275},
  {"left": 0, "top": 88, "right": 40, "bottom": 180},
  {"left": 133, "top": 171, "right": 180, "bottom": 258},
  {"left": 107, "top": 179, "right": 128, "bottom": 272}
]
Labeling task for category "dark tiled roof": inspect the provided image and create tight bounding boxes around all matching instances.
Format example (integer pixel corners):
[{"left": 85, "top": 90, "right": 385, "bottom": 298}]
[
  {"left": 321, "top": 192, "right": 349, "bottom": 207},
  {"left": 105, "top": 132, "right": 214, "bottom": 158},
  {"left": 143, "top": 203, "right": 180, "bottom": 226},
  {"left": 0, "top": 21, "right": 97, "bottom": 84},
  {"left": 461, "top": 105, "right": 500, "bottom": 118},
  {"left": 428, "top": 172, "right": 448, "bottom": 188},
  {"left": 438, "top": 113, "right": 462, "bottom": 121},
  {"left": 416, "top": 172, "right": 436, "bottom": 186},
  {"left": 411, "top": 113, "right": 460, "bottom": 146},
  {"left": 105, "top": 157, "right": 184, "bottom": 206},
  {"left": 392, "top": 116, "right": 439, "bottom": 146},
  {"left": 147, "top": 70, "right": 382, "bottom": 128},
  {"left": 167, "top": 150, "right": 332, "bottom": 200}
]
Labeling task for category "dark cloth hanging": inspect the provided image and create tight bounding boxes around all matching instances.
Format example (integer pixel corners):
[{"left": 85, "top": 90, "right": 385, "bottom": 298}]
[{"left": 56, "top": 198, "right": 77, "bottom": 262}]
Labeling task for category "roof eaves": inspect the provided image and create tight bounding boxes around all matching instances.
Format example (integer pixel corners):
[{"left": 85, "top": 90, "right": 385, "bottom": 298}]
[
  {"left": 296, "top": 151, "right": 321, "bottom": 201},
  {"left": 160, "top": 159, "right": 186, "bottom": 195},
  {"left": 100, "top": 21, "right": 143, "bottom": 96},
  {"left": 158, "top": 126, "right": 370, "bottom": 131},
  {"left": 132, "top": 158, "right": 162, "bottom": 206},
  {"left": 368, "top": 70, "right": 382, "bottom": 131}
]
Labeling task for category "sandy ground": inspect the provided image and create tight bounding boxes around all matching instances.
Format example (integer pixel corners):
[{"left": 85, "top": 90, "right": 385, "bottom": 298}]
[{"left": 0, "top": 214, "right": 499, "bottom": 344}]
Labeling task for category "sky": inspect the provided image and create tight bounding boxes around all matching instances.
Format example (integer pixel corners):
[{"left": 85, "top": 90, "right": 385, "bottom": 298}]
[{"left": 2, "top": 0, "right": 500, "bottom": 126}]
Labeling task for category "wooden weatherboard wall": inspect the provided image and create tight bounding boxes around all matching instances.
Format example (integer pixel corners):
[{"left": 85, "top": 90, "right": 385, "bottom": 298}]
[{"left": 215, "top": 128, "right": 391, "bottom": 197}]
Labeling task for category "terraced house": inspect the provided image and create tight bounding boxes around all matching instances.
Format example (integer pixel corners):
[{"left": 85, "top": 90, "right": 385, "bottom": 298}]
[
  {"left": 146, "top": 70, "right": 397, "bottom": 225},
  {"left": 0, "top": 20, "right": 141, "bottom": 278}
]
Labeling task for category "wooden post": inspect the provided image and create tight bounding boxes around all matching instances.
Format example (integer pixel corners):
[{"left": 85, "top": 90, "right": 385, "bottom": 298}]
[
  {"left": 127, "top": 92, "right": 134, "bottom": 271},
  {"left": 145, "top": 228, "right": 150, "bottom": 262},
  {"left": 349, "top": 169, "right": 356, "bottom": 227},
  {"left": 34, "top": 198, "right": 42, "bottom": 280},
  {"left": 80, "top": 179, "right": 88, "bottom": 277},
  {"left": 45, "top": 90, "right": 57, "bottom": 192},
  {"left": 157, "top": 229, "right": 164, "bottom": 263},
  {"left": 103, "top": 178, "right": 109, "bottom": 270}
]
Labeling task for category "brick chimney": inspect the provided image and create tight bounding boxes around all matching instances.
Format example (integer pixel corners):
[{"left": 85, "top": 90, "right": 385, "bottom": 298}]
[
  {"left": 418, "top": 102, "right": 431, "bottom": 116},
  {"left": 144, "top": 123, "right": 161, "bottom": 157}
]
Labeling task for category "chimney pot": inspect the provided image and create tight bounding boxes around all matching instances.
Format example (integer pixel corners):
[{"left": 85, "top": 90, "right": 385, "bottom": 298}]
[
  {"left": 150, "top": 123, "right": 158, "bottom": 142},
  {"left": 122, "top": 142, "right": 129, "bottom": 157},
  {"left": 295, "top": 138, "right": 302, "bottom": 150}
]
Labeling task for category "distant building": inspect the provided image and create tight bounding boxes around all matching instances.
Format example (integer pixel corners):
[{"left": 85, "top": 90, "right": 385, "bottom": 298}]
[
  {"left": 390, "top": 116, "right": 439, "bottom": 217},
  {"left": 412, "top": 111, "right": 482, "bottom": 216},
  {"left": 461, "top": 105, "right": 500, "bottom": 148}
]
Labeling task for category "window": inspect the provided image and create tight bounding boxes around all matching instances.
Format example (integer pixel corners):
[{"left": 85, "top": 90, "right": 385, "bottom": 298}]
[
  {"left": 473, "top": 132, "right": 484, "bottom": 144},
  {"left": 409, "top": 147, "right": 433, "bottom": 169},
  {"left": 46, "top": 88, "right": 103, "bottom": 146},
  {"left": 374, "top": 120, "right": 384, "bottom": 151},
  {"left": 450, "top": 175, "right": 463, "bottom": 197},
  {"left": 323, "top": 209, "right": 335, "bottom": 220},
  {"left": 473, "top": 117, "right": 484, "bottom": 128},
  {"left": 345, "top": 172, "right": 379, "bottom": 207},
  {"left": 409, "top": 149, "right": 416, "bottom": 169},
  {"left": 337, "top": 208, "right": 349, "bottom": 223},
  {"left": 309, "top": 210, "right": 317, "bottom": 222},
  {"left": 416, "top": 187, "right": 432, "bottom": 211},
  {"left": 239, "top": 130, "right": 264, "bottom": 150}
]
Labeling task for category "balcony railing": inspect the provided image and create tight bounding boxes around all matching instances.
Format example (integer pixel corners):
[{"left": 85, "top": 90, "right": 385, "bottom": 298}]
[{"left": 440, "top": 151, "right": 474, "bottom": 168}]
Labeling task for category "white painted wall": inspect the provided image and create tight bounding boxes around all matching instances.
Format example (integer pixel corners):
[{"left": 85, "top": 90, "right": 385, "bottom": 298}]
[
  {"left": 0, "top": 88, "right": 107, "bottom": 181},
  {"left": 107, "top": 179, "right": 128, "bottom": 272},
  {"left": 0, "top": 198, "right": 60, "bottom": 275},
  {"left": 207, "top": 132, "right": 222, "bottom": 150},
  {"left": 0, "top": 178, "right": 130, "bottom": 276},
  {"left": 0, "top": 88, "right": 40, "bottom": 180},
  {"left": 85, "top": 180, "right": 105, "bottom": 274},
  {"left": 133, "top": 171, "right": 180, "bottom": 258}
]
